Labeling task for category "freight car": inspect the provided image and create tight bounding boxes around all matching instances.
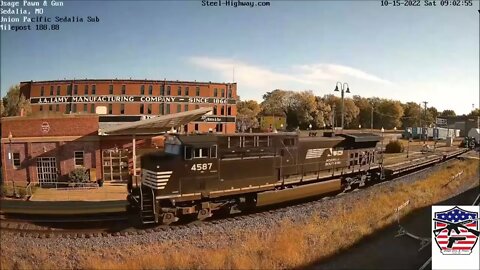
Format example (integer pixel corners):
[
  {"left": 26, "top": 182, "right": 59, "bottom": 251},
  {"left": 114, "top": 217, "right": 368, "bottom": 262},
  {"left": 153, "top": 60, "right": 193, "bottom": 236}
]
[
  {"left": 128, "top": 132, "right": 382, "bottom": 224},
  {"left": 382, "top": 148, "right": 469, "bottom": 179}
]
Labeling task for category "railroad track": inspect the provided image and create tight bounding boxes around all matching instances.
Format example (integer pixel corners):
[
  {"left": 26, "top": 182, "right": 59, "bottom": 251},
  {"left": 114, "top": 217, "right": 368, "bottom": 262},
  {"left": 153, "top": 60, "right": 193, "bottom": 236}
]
[{"left": 0, "top": 149, "right": 472, "bottom": 239}]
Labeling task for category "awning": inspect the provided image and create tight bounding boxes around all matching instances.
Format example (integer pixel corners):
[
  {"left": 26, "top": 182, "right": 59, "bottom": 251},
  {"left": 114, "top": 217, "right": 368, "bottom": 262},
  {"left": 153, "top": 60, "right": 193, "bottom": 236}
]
[{"left": 99, "top": 107, "right": 213, "bottom": 136}]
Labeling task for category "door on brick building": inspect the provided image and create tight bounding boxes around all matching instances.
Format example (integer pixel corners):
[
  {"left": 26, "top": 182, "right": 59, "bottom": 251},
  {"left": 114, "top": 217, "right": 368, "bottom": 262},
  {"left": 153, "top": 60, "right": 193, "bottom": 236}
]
[
  {"left": 36, "top": 157, "right": 58, "bottom": 187},
  {"left": 102, "top": 149, "right": 129, "bottom": 182}
]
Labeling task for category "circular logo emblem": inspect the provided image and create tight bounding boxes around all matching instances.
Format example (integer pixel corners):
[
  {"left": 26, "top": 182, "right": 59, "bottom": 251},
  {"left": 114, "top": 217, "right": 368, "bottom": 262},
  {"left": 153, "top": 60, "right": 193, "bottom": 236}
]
[{"left": 41, "top": 122, "right": 50, "bottom": 134}]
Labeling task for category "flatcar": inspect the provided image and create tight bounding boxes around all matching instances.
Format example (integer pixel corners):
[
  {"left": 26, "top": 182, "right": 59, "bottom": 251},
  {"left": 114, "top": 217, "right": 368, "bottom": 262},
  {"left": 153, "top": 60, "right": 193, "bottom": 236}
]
[{"left": 128, "top": 132, "right": 381, "bottom": 224}]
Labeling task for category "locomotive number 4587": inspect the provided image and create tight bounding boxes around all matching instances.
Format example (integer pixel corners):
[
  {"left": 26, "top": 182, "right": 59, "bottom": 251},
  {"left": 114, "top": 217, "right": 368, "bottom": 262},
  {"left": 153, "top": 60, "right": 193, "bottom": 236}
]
[{"left": 191, "top": 163, "right": 213, "bottom": 171}]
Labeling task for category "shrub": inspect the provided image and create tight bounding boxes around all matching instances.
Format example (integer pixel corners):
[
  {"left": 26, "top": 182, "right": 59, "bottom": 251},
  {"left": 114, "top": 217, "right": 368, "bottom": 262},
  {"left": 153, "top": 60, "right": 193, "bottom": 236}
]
[
  {"left": 68, "top": 167, "right": 89, "bottom": 183},
  {"left": 0, "top": 184, "right": 7, "bottom": 197},
  {"left": 17, "top": 187, "right": 26, "bottom": 198},
  {"left": 385, "top": 140, "right": 404, "bottom": 153}
]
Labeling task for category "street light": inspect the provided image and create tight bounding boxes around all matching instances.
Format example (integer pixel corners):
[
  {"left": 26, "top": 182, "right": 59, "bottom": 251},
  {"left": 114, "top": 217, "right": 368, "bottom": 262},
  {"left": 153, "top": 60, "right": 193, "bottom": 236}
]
[
  {"left": 407, "top": 128, "right": 412, "bottom": 158},
  {"left": 332, "top": 104, "right": 336, "bottom": 131},
  {"left": 370, "top": 102, "right": 374, "bottom": 132},
  {"left": 334, "top": 82, "right": 350, "bottom": 130},
  {"left": 381, "top": 127, "right": 385, "bottom": 165}
]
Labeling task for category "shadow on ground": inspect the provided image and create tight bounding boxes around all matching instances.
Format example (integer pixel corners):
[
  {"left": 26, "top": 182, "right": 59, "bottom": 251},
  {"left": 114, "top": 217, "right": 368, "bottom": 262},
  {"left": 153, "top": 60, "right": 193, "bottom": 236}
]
[{"left": 302, "top": 186, "right": 480, "bottom": 270}]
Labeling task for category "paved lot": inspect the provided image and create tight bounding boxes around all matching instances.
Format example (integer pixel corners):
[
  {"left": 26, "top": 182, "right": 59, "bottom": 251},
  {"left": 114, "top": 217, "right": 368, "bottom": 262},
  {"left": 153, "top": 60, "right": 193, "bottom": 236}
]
[{"left": 30, "top": 182, "right": 127, "bottom": 202}]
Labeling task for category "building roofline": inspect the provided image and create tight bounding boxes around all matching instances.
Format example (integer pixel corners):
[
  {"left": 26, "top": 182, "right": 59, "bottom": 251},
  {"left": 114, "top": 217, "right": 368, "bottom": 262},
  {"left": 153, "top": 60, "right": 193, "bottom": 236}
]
[
  {"left": 20, "top": 79, "right": 237, "bottom": 86},
  {"left": 0, "top": 113, "right": 99, "bottom": 122},
  {"left": 99, "top": 107, "right": 213, "bottom": 136}
]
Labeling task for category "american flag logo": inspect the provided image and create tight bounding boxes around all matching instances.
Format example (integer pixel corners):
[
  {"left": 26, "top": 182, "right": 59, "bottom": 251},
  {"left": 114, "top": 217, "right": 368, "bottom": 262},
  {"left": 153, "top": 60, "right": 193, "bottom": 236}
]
[{"left": 433, "top": 206, "right": 479, "bottom": 255}]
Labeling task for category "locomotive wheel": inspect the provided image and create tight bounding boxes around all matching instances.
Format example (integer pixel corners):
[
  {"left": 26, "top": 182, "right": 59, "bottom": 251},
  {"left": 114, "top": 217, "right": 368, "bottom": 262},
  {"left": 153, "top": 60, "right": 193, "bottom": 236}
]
[
  {"left": 197, "top": 208, "right": 212, "bottom": 220},
  {"left": 162, "top": 212, "right": 177, "bottom": 225}
]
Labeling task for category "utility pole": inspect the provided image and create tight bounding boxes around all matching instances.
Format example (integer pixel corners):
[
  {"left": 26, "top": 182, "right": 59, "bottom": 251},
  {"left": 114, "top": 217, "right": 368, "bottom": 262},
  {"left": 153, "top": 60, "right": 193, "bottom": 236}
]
[
  {"left": 332, "top": 104, "right": 336, "bottom": 132},
  {"left": 423, "top": 101, "right": 428, "bottom": 143},
  {"left": 341, "top": 90, "right": 345, "bottom": 129},
  {"left": 370, "top": 105, "right": 374, "bottom": 132}
]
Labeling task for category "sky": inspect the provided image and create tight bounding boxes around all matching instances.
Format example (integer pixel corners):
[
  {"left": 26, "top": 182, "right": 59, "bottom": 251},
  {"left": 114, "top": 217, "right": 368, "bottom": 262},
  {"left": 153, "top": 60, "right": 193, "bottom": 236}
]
[{"left": 1, "top": 0, "right": 478, "bottom": 115}]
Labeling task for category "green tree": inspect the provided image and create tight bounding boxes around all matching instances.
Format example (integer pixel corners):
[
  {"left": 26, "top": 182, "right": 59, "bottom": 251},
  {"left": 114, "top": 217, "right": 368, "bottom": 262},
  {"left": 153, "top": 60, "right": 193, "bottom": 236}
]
[
  {"left": 261, "top": 89, "right": 296, "bottom": 128},
  {"left": 2, "top": 85, "right": 31, "bottom": 116},
  {"left": 261, "top": 89, "right": 319, "bottom": 129},
  {"left": 426, "top": 107, "right": 439, "bottom": 127},
  {"left": 236, "top": 100, "right": 261, "bottom": 131},
  {"left": 311, "top": 96, "right": 331, "bottom": 129},
  {"left": 401, "top": 102, "right": 422, "bottom": 128},
  {"left": 440, "top": 109, "right": 456, "bottom": 117},
  {"left": 352, "top": 95, "right": 373, "bottom": 129},
  {"left": 294, "top": 91, "right": 317, "bottom": 128},
  {"left": 0, "top": 100, "right": 5, "bottom": 117},
  {"left": 261, "top": 90, "right": 288, "bottom": 115},
  {"left": 467, "top": 108, "right": 479, "bottom": 118},
  {"left": 376, "top": 99, "right": 404, "bottom": 129},
  {"left": 323, "top": 95, "right": 359, "bottom": 129}
]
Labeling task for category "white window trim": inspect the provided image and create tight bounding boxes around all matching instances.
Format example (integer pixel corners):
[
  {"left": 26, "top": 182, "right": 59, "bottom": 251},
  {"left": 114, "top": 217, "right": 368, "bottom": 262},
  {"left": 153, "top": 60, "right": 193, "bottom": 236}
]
[
  {"left": 12, "top": 152, "right": 21, "bottom": 168},
  {"left": 210, "top": 145, "right": 217, "bottom": 158},
  {"left": 74, "top": 151, "right": 84, "bottom": 166}
]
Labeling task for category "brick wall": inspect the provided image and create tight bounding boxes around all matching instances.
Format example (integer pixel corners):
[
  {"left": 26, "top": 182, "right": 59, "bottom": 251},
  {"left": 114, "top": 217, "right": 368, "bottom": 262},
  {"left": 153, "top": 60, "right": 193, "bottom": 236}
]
[
  {"left": 1, "top": 115, "right": 100, "bottom": 185},
  {"left": 1, "top": 139, "right": 100, "bottom": 185},
  {"left": 1, "top": 114, "right": 99, "bottom": 138}
]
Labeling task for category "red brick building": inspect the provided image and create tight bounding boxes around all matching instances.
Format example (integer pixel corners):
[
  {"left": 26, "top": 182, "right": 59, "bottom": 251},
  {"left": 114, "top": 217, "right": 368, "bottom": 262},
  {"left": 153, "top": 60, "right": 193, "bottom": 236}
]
[
  {"left": 20, "top": 79, "right": 238, "bottom": 133},
  {"left": 0, "top": 113, "right": 182, "bottom": 186},
  {"left": 1, "top": 115, "right": 101, "bottom": 186}
]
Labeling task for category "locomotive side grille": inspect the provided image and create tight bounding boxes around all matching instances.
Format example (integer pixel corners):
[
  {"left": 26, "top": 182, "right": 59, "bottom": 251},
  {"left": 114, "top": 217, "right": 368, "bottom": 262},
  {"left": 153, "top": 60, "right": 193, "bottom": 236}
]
[{"left": 142, "top": 169, "right": 173, "bottom": 190}]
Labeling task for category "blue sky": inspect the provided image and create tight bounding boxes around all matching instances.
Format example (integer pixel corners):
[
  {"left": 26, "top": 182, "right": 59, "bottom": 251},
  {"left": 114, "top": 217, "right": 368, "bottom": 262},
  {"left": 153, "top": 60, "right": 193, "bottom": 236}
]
[{"left": 1, "top": 0, "right": 478, "bottom": 114}]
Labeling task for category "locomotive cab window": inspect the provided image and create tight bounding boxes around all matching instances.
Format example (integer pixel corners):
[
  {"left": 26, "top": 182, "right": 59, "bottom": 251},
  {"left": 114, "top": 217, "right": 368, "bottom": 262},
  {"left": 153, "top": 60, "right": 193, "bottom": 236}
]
[
  {"left": 194, "top": 147, "right": 209, "bottom": 159},
  {"left": 165, "top": 143, "right": 181, "bottom": 155},
  {"left": 184, "top": 146, "right": 193, "bottom": 160},
  {"left": 186, "top": 145, "right": 217, "bottom": 159},
  {"left": 210, "top": 145, "right": 217, "bottom": 158},
  {"left": 283, "top": 138, "right": 295, "bottom": 146},
  {"left": 257, "top": 136, "right": 270, "bottom": 147}
]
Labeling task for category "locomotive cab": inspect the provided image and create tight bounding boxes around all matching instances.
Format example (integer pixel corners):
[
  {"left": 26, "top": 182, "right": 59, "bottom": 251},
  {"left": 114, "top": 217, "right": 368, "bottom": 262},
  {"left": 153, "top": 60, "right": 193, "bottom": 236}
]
[{"left": 141, "top": 134, "right": 219, "bottom": 197}]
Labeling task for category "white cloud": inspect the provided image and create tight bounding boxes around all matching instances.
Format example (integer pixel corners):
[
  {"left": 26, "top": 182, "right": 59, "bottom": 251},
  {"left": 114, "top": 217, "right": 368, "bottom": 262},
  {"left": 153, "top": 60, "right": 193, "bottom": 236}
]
[
  {"left": 295, "top": 64, "right": 393, "bottom": 85},
  {"left": 189, "top": 56, "right": 392, "bottom": 88},
  {"left": 188, "top": 56, "right": 310, "bottom": 89}
]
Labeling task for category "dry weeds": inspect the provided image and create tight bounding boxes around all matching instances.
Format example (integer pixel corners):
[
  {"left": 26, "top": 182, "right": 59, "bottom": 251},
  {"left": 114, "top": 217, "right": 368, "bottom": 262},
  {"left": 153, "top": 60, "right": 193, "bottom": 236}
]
[{"left": 1, "top": 159, "right": 478, "bottom": 270}]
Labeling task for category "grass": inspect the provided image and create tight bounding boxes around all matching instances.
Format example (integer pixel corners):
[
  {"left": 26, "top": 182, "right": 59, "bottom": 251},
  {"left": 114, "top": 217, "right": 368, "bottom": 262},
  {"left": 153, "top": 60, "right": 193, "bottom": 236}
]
[{"left": 1, "top": 159, "right": 478, "bottom": 270}]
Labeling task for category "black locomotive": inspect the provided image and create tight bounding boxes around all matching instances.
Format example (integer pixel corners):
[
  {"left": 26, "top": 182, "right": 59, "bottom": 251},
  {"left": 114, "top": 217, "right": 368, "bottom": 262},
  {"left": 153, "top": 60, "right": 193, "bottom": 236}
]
[{"left": 128, "top": 132, "right": 381, "bottom": 224}]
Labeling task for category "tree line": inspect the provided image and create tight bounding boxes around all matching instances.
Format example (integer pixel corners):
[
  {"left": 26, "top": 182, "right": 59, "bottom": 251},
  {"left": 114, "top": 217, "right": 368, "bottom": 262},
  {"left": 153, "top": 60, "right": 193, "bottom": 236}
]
[
  {"left": 1, "top": 85, "right": 479, "bottom": 130},
  {"left": 238, "top": 89, "right": 480, "bottom": 131}
]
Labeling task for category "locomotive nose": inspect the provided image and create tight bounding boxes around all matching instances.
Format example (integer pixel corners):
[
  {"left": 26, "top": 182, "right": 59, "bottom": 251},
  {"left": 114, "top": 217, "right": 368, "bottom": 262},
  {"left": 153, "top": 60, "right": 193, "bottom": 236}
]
[{"left": 140, "top": 152, "right": 179, "bottom": 189}]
